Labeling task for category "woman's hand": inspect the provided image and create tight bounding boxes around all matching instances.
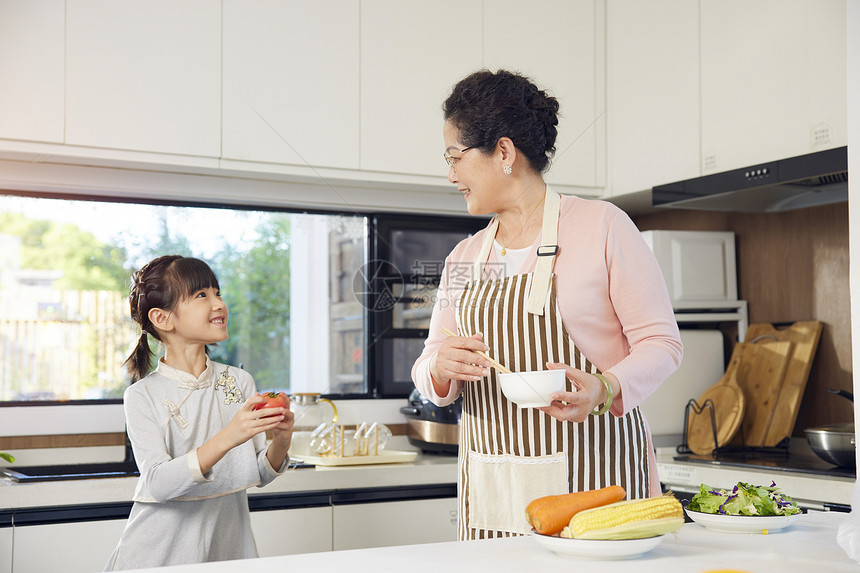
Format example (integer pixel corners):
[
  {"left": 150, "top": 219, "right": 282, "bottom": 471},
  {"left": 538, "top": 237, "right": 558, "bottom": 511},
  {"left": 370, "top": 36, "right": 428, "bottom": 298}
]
[
  {"left": 538, "top": 363, "right": 612, "bottom": 423},
  {"left": 430, "top": 331, "right": 492, "bottom": 387}
]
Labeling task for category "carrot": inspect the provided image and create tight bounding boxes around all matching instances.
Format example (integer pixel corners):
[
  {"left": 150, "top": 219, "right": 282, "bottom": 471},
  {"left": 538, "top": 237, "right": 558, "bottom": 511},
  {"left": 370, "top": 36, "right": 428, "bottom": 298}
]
[
  {"left": 525, "top": 495, "right": 560, "bottom": 526},
  {"left": 531, "top": 485, "right": 627, "bottom": 535},
  {"left": 526, "top": 485, "right": 627, "bottom": 526}
]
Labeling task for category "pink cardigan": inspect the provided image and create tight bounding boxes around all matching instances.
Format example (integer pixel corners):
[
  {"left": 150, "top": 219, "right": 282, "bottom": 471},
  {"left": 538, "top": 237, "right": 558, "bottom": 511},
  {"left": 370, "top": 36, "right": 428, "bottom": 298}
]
[{"left": 411, "top": 195, "right": 683, "bottom": 491}]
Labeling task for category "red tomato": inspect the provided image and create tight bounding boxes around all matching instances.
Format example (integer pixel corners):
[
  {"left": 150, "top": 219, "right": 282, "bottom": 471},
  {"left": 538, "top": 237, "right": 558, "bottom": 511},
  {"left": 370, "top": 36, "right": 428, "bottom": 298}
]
[{"left": 253, "top": 391, "right": 288, "bottom": 417}]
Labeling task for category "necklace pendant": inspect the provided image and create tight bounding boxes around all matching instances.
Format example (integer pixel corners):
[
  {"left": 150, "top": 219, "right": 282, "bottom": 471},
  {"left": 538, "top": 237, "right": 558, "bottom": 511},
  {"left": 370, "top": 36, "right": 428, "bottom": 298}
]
[{"left": 500, "top": 247, "right": 506, "bottom": 256}]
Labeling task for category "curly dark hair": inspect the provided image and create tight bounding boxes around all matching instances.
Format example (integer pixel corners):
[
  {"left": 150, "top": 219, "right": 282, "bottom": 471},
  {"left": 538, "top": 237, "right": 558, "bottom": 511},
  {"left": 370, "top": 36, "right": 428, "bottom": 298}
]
[{"left": 443, "top": 69, "right": 560, "bottom": 173}]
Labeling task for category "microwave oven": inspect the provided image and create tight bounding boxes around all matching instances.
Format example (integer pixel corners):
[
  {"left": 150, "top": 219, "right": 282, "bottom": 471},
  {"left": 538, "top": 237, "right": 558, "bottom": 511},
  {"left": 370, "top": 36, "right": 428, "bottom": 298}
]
[{"left": 641, "top": 230, "right": 738, "bottom": 305}]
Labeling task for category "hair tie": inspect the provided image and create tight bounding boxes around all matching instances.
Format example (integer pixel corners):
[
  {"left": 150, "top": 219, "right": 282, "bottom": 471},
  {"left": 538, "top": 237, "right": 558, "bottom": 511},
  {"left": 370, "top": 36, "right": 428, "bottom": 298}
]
[{"left": 137, "top": 280, "right": 149, "bottom": 308}]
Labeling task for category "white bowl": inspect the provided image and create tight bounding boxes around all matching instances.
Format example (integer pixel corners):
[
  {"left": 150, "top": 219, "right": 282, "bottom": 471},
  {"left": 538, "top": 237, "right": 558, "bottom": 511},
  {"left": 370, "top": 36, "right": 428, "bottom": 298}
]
[{"left": 498, "top": 369, "right": 566, "bottom": 408}]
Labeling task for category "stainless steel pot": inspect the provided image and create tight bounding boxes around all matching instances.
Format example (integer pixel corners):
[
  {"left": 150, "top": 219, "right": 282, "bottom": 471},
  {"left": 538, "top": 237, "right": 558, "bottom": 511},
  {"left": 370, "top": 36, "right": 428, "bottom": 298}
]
[
  {"left": 804, "top": 389, "right": 855, "bottom": 468},
  {"left": 805, "top": 423, "right": 856, "bottom": 467}
]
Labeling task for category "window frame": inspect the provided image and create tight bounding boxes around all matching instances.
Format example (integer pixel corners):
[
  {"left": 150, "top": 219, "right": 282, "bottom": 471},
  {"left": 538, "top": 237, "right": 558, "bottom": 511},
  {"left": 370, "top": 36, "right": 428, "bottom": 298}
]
[{"left": 0, "top": 189, "right": 483, "bottom": 407}]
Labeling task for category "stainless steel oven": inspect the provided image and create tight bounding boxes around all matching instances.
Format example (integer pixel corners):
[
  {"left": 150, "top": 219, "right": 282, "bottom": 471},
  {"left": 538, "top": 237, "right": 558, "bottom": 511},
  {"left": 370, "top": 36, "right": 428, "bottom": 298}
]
[{"left": 367, "top": 214, "right": 486, "bottom": 397}]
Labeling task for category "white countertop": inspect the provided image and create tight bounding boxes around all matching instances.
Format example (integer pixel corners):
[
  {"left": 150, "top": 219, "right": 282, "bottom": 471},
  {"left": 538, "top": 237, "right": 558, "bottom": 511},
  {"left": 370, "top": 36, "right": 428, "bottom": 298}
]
[
  {"left": 0, "top": 452, "right": 459, "bottom": 511},
  {"left": 115, "top": 510, "right": 857, "bottom": 573},
  {"left": 5, "top": 447, "right": 854, "bottom": 512}
]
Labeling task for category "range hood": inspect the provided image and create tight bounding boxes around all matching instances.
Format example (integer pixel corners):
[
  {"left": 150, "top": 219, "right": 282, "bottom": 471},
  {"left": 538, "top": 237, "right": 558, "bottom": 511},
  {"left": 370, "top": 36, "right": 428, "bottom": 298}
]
[{"left": 651, "top": 146, "right": 848, "bottom": 213}]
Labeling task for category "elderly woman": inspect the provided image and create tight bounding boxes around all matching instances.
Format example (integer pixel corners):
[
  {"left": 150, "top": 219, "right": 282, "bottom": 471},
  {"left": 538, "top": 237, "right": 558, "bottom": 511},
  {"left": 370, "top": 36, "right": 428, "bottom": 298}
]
[{"left": 411, "top": 69, "right": 683, "bottom": 540}]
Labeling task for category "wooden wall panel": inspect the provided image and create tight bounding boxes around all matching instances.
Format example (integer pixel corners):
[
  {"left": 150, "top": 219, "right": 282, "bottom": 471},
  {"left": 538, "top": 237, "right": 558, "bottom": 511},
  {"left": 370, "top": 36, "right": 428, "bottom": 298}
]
[
  {"left": 0, "top": 425, "right": 410, "bottom": 450},
  {"left": 633, "top": 203, "right": 852, "bottom": 436},
  {"left": 0, "top": 432, "right": 125, "bottom": 450}
]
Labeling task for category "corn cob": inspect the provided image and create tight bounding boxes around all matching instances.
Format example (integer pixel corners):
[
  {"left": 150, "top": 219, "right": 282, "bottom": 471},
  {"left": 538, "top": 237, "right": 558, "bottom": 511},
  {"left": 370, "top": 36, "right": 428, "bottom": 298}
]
[{"left": 561, "top": 493, "right": 684, "bottom": 540}]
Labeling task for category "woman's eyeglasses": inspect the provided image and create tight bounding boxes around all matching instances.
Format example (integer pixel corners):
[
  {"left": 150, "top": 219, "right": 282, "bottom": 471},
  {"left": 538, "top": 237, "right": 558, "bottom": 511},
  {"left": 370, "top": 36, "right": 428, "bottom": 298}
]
[{"left": 443, "top": 146, "right": 475, "bottom": 167}]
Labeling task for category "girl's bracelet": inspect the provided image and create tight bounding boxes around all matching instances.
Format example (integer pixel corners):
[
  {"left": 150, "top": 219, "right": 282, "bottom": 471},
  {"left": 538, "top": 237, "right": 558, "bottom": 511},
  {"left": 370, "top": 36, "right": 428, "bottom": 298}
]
[{"left": 589, "top": 373, "right": 613, "bottom": 416}]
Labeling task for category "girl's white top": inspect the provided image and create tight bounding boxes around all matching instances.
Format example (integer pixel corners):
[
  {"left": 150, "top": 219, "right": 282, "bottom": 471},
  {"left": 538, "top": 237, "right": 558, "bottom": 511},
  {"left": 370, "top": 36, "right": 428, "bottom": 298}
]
[{"left": 104, "top": 358, "right": 287, "bottom": 570}]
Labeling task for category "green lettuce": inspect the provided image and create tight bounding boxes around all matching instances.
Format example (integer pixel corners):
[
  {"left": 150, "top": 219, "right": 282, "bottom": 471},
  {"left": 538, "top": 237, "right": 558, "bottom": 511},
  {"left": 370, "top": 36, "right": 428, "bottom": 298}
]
[{"left": 687, "top": 481, "right": 801, "bottom": 516}]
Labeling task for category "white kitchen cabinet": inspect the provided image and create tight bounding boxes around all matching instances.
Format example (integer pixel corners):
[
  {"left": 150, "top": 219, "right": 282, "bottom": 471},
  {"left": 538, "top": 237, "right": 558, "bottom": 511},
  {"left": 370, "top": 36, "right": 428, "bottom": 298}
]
[
  {"left": 332, "top": 497, "right": 458, "bottom": 551},
  {"left": 12, "top": 519, "right": 126, "bottom": 573},
  {"left": 221, "top": 1, "right": 360, "bottom": 170},
  {"left": 64, "top": 0, "right": 221, "bottom": 157},
  {"left": 484, "top": 0, "right": 606, "bottom": 190},
  {"left": 359, "top": 0, "right": 484, "bottom": 178},
  {"left": 250, "top": 506, "right": 333, "bottom": 557},
  {"left": 0, "top": 0, "right": 65, "bottom": 144},
  {"left": 605, "top": 0, "right": 700, "bottom": 196},
  {"left": 0, "top": 528, "right": 11, "bottom": 573},
  {"left": 700, "top": 0, "right": 847, "bottom": 174}
]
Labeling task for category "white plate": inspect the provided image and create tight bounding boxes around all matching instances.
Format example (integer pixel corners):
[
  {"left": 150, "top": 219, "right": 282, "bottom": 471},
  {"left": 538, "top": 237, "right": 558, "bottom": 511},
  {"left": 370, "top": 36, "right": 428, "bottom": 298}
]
[
  {"left": 685, "top": 508, "right": 801, "bottom": 533},
  {"left": 531, "top": 531, "right": 664, "bottom": 560}
]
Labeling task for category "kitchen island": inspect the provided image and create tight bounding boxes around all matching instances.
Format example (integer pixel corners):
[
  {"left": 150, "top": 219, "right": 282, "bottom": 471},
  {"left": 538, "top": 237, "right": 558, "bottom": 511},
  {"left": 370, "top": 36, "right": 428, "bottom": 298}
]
[
  {"left": 111, "top": 510, "right": 855, "bottom": 573},
  {"left": 4, "top": 449, "right": 858, "bottom": 573}
]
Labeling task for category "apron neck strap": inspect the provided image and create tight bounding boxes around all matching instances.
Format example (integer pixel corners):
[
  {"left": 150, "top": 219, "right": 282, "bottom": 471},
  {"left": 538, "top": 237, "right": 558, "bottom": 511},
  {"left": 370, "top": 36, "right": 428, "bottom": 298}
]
[
  {"left": 472, "top": 185, "right": 561, "bottom": 316},
  {"left": 526, "top": 185, "right": 560, "bottom": 316},
  {"left": 474, "top": 217, "right": 499, "bottom": 281}
]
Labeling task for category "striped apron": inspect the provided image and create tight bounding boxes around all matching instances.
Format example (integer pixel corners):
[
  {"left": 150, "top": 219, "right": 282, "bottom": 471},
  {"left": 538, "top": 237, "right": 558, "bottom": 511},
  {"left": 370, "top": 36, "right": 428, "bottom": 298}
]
[{"left": 455, "top": 185, "right": 650, "bottom": 540}]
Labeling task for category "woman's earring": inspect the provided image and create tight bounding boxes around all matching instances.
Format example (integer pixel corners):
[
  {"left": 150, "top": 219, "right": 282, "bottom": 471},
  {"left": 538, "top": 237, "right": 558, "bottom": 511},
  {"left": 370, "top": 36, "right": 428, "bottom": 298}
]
[{"left": 503, "top": 164, "right": 512, "bottom": 175}]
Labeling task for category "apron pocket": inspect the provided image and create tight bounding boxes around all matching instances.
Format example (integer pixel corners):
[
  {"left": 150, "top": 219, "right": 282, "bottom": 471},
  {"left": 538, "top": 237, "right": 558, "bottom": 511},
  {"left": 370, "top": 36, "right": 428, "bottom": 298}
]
[{"left": 467, "top": 450, "right": 568, "bottom": 535}]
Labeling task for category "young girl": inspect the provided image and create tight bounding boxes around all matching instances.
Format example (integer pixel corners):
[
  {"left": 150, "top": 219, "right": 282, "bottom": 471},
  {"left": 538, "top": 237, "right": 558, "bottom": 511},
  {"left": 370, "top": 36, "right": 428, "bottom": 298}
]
[{"left": 105, "top": 255, "right": 294, "bottom": 571}]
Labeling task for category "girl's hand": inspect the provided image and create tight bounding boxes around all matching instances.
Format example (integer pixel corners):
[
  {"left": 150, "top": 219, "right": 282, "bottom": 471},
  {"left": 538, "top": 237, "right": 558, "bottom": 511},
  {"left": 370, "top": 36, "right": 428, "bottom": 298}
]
[
  {"left": 430, "top": 331, "right": 492, "bottom": 384},
  {"left": 222, "top": 394, "right": 287, "bottom": 449},
  {"left": 537, "top": 363, "right": 610, "bottom": 423},
  {"left": 269, "top": 394, "right": 295, "bottom": 449},
  {"left": 197, "top": 394, "right": 287, "bottom": 475},
  {"left": 263, "top": 393, "right": 294, "bottom": 470}
]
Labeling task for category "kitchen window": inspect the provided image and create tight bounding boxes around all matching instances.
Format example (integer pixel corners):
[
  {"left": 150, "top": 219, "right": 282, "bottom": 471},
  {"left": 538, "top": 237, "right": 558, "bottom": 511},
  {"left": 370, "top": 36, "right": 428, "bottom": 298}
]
[{"left": 0, "top": 192, "right": 479, "bottom": 404}]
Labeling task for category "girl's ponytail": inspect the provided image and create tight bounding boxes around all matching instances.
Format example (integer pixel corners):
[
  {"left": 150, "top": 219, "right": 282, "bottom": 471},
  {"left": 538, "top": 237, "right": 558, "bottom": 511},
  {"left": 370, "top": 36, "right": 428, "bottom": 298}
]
[{"left": 124, "top": 331, "right": 153, "bottom": 383}]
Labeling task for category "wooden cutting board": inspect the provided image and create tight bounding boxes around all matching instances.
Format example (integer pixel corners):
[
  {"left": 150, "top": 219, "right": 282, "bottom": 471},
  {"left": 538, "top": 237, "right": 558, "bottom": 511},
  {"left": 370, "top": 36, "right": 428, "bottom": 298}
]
[
  {"left": 730, "top": 340, "right": 794, "bottom": 447},
  {"left": 686, "top": 348, "right": 746, "bottom": 455},
  {"left": 743, "top": 321, "right": 822, "bottom": 447}
]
